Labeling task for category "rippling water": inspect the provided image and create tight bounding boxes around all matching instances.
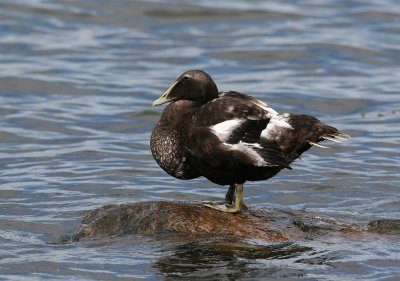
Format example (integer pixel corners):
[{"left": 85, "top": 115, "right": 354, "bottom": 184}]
[{"left": 1, "top": 0, "right": 399, "bottom": 280}]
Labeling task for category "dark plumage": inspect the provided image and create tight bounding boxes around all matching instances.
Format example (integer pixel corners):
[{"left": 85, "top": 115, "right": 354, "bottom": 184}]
[{"left": 151, "top": 70, "right": 348, "bottom": 212}]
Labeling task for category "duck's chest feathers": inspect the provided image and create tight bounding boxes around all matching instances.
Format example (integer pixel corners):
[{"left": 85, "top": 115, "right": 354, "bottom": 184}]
[{"left": 150, "top": 126, "right": 196, "bottom": 179}]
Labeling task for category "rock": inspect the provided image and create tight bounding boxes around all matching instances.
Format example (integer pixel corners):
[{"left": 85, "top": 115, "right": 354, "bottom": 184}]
[
  {"left": 367, "top": 219, "right": 400, "bottom": 235},
  {"left": 69, "top": 201, "right": 362, "bottom": 242}
]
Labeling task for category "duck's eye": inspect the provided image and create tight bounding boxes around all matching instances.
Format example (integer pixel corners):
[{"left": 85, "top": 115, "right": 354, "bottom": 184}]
[{"left": 183, "top": 75, "right": 189, "bottom": 80}]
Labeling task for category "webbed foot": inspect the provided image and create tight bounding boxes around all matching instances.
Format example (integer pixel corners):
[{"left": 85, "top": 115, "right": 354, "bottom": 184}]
[
  {"left": 204, "top": 183, "right": 246, "bottom": 213},
  {"left": 204, "top": 202, "right": 241, "bottom": 213}
]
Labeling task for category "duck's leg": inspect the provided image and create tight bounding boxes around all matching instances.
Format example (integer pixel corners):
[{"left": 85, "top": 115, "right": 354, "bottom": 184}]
[
  {"left": 203, "top": 184, "right": 235, "bottom": 206},
  {"left": 225, "top": 184, "right": 236, "bottom": 205},
  {"left": 204, "top": 183, "right": 246, "bottom": 213}
]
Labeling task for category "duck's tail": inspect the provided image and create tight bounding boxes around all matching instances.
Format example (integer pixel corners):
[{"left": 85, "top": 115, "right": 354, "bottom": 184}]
[{"left": 284, "top": 114, "right": 349, "bottom": 161}]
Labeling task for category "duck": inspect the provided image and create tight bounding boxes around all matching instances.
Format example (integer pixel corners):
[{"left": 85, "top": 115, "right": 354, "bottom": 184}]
[{"left": 150, "top": 70, "right": 348, "bottom": 213}]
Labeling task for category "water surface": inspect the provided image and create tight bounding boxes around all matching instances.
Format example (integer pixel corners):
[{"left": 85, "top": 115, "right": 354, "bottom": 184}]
[{"left": 0, "top": 0, "right": 399, "bottom": 280}]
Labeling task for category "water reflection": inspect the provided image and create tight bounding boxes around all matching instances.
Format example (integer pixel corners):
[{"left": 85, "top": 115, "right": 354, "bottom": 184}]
[{"left": 155, "top": 239, "right": 312, "bottom": 279}]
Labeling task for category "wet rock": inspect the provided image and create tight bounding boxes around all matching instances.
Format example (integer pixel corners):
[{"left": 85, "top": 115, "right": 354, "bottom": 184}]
[
  {"left": 367, "top": 219, "right": 400, "bottom": 235},
  {"left": 71, "top": 201, "right": 290, "bottom": 242},
  {"left": 70, "top": 201, "right": 361, "bottom": 242}
]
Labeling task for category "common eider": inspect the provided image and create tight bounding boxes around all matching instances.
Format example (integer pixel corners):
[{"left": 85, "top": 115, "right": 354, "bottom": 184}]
[{"left": 151, "top": 70, "right": 348, "bottom": 213}]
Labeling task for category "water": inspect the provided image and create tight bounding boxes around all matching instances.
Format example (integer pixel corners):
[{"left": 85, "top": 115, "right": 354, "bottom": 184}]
[{"left": 0, "top": 0, "right": 399, "bottom": 280}]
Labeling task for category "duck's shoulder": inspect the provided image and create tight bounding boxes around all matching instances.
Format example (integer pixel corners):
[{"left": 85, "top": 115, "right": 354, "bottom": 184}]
[{"left": 193, "top": 91, "right": 277, "bottom": 126}]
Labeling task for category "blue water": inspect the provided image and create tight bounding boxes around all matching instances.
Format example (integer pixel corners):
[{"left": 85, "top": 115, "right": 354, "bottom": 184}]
[{"left": 0, "top": 0, "right": 399, "bottom": 280}]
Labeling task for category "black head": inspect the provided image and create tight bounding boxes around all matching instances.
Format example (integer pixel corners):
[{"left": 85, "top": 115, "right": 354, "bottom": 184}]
[{"left": 153, "top": 70, "right": 219, "bottom": 106}]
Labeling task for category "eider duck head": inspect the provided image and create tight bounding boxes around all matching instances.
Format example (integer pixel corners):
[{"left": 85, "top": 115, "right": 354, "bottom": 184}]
[{"left": 153, "top": 70, "right": 218, "bottom": 106}]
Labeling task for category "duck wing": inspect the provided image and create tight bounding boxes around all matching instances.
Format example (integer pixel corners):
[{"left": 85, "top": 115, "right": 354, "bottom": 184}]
[{"left": 192, "top": 91, "right": 291, "bottom": 169}]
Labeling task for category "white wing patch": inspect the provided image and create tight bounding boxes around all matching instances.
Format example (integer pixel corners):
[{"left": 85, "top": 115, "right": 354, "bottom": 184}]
[
  {"left": 261, "top": 114, "right": 293, "bottom": 140},
  {"left": 210, "top": 118, "right": 244, "bottom": 142},
  {"left": 228, "top": 141, "right": 267, "bottom": 167},
  {"left": 254, "top": 99, "right": 278, "bottom": 116},
  {"left": 226, "top": 105, "right": 235, "bottom": 113},
  {"left": 210, "top": 94, "right": 292, "bottom": 167}
]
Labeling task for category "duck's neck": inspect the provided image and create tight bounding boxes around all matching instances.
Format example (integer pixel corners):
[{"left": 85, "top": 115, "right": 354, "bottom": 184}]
[{"left": 156, "top": 100, "right": 199, "bottom": 127}]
